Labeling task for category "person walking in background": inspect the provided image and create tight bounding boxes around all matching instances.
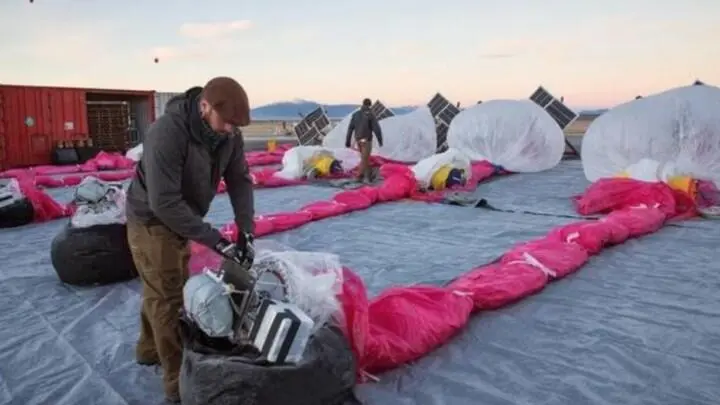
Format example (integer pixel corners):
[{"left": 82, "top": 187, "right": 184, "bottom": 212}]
[
  {"left": 125, "top": 76, "right": 256, "bottom": 403},
  {"left": 345, "top": 98, "right": 383, "bottom": 182}
]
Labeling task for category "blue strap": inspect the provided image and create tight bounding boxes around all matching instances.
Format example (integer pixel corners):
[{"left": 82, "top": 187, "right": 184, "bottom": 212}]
[{"left": 491, "top": 164, "right": 505, "bottom": 174}]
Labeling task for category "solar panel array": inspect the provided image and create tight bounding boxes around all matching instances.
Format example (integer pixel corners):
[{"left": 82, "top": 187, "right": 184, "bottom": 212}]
[
  {"left": 529, "top": 86, "right": 578, "bottom": 130},
  {"left": 293, "top": 107, "right": 332, "bottom": 146},
  {"left": 427, "top": 93, "right": 461, "bottom": 152},
  {"left": 529, "top": 86, "right": 580, "bottom": 157},
  {"left": 370, "top": 100, "right": 395, "bottom": 121}
]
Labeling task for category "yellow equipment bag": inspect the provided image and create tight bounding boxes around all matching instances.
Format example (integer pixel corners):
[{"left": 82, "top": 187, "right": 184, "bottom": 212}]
[
  {"left": 667, "top": 175, "right": 697, "bottom": 199},
  {"left": 430, "top": 165, "right": 452, "bottom": 191},
  {"left": 616, "top": 172, "right": 697, "bottom": 198},
  {"left": 312, "top": 155, "right": 335, "bottom": 177}
]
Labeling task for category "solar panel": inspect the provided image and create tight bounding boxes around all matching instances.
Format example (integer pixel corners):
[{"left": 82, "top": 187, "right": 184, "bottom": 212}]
[
  {"left": 528, "top": 86, "right": 580, "bottom": 157},
  {"left": 439, "top": 104, "right": 460, "bottom": 125},
  {"left": 314, "top": 114, "right": 330, "bottom": 132},
  {"left": 528, "top": 86, "right": 578, "bottom": 130},
  {"left": 303, "top": 107, "right": 325, "bottom": 123},
  {"left": 436, "top": 122, "right": 450, "bottom": 151},
  {"left": 545, "top": 100, "right": 577, "bottom": 129},
  {"left": 293, "top": 107, "right": 332, "bottom": 146},
  {"left": 426, "top": 93, "right": 460, "bottom": 152},
  {"left": 428, "top": 93, "right": 451, "bottom": 117},
  {"left": 529, "top": 86, "right": 554, "bottom": 108},
  {"left": 371, "top": 100, "right": 395, "bottom": 121}
]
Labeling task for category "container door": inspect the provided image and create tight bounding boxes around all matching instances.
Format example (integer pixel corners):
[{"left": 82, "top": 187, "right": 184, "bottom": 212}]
[
  {"left": 129, "top": 98, "right": 151, "bottom": 146},
  {"left": 30, "top": 133, "right": 50, "bottom": 165}
]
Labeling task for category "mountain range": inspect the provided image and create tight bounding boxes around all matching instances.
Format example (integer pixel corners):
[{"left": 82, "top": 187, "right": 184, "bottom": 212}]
[
  {"left": 250, "top": 99, "right": 416, "bottom": 120},
  {"left": 250, "top": 99, "right": 607, "bottom": 120}
]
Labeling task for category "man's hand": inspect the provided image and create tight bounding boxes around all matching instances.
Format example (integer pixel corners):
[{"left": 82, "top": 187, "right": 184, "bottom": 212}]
[{"left": 215, "top": 234, "right": 255, "bottom": 270}]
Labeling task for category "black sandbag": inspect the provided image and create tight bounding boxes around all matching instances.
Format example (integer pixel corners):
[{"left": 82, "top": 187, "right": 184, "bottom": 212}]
[
  {"left": 51, "top": 147, "right": 80, "bottom": 165},
  {"left": 75, "top": 146, "right": 100, "bottom": 164},
  {"left": 0, "top": 197, "right": 34, "bottom": 228},
  {"left": 179, "top": 315, "right": 357, "bottom": 405},
  {"left": 50, "top": 223, "right": 138, "bottom": 286}
]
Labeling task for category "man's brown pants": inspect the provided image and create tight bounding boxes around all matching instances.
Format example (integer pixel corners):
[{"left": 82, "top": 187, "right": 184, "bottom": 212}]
[
  {"left": 357, "top": 139, "right": 373, "bottom": 182},
  {"left": 127, "top": 220, "right": 190, "bottom": 399}
]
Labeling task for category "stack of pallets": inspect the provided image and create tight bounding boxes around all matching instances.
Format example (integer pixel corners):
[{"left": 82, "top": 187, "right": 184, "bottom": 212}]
[{"left": 87, "top": 102, "right": 131, "bottom": 152}]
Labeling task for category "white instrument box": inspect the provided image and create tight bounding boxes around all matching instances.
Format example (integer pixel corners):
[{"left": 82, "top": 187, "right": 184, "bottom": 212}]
[{"left": 248, "top": 299, "right": 315, "bottom": 364}]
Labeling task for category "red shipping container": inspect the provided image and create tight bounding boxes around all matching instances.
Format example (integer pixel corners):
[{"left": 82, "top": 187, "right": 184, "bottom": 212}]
[
  {"left": 0, "top": 85, "right": 87, "bottom": 169},
  {"left": 0, "top": 85, "right": 155, "bottom": 170}
]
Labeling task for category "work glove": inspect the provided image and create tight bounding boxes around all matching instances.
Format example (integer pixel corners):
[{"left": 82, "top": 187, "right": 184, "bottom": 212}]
[{"left": 215, "top": 233, "right": 255, "bottom": 271}]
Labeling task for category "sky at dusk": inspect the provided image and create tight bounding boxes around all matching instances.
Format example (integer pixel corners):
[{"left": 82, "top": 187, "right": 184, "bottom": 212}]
[{"left": 0, "top": 0, "right": 718, "bottom": 109}]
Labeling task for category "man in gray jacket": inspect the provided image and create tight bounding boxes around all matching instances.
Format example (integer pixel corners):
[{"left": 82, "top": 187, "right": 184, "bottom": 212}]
[
  {"left": 125, "top": 77, "right": 255, "bottom": 403},
  {"left": 345, "top": 98, "right": 383, "bottom": 182}
]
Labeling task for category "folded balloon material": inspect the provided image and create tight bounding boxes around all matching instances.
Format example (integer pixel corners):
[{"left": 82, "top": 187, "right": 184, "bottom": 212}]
[
  {"left": 581, "top": 84, "right": 720, "bottom": 184},
  {"left": 575, "top": 177, "right": 699, "bottom": 221},
  {"left": 70, "top": 176, "right": 127, "bottom": 228},
  {"left": 412, "top": 148, "right": 472, "bottom": 190},
  {"left": 446, "top": 100, "right": 565, "bottom": 172},
  {"left": 277, "top": 146, "right": 361, "bottom": 180},
  {"left": 322, "top": 107, "right": 438, "bottom": 163}
]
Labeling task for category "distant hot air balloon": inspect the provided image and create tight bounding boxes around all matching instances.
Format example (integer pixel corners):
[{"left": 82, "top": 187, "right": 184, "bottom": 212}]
[{"left": 154, "top": 57, "right": 159, "bottom": 64}]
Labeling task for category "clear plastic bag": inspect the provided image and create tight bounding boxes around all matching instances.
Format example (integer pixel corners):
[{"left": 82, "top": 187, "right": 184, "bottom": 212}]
[
  {"left": 70, "top": 176, "right": 127, "bottom": 228},
  {"left": 446, "top": 100, "right": 565, "bottom": 172},
  {"left": 250, "top": 241, "right": 344, "bottom": 333},
  {"left": 191, "top": 240, "right": 345, "bottom": 333}
]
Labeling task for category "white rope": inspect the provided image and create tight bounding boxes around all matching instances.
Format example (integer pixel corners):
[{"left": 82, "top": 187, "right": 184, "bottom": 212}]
[{"left": 507, "top": 252, "right": 556, "bottom": 279}]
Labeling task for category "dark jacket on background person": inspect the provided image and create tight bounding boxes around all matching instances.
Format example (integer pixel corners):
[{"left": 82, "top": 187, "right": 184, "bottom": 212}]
[
  {"left": 345, "top": 105, "right": 383, "bottom": 146},
  {"left": 126, "top": 87, "right": 255, "bottom": 248}
]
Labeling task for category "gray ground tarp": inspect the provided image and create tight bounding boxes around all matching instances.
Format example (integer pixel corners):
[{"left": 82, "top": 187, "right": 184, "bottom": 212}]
[{"left": 1, "top": 163, "right": 719, "bottom": 405}]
